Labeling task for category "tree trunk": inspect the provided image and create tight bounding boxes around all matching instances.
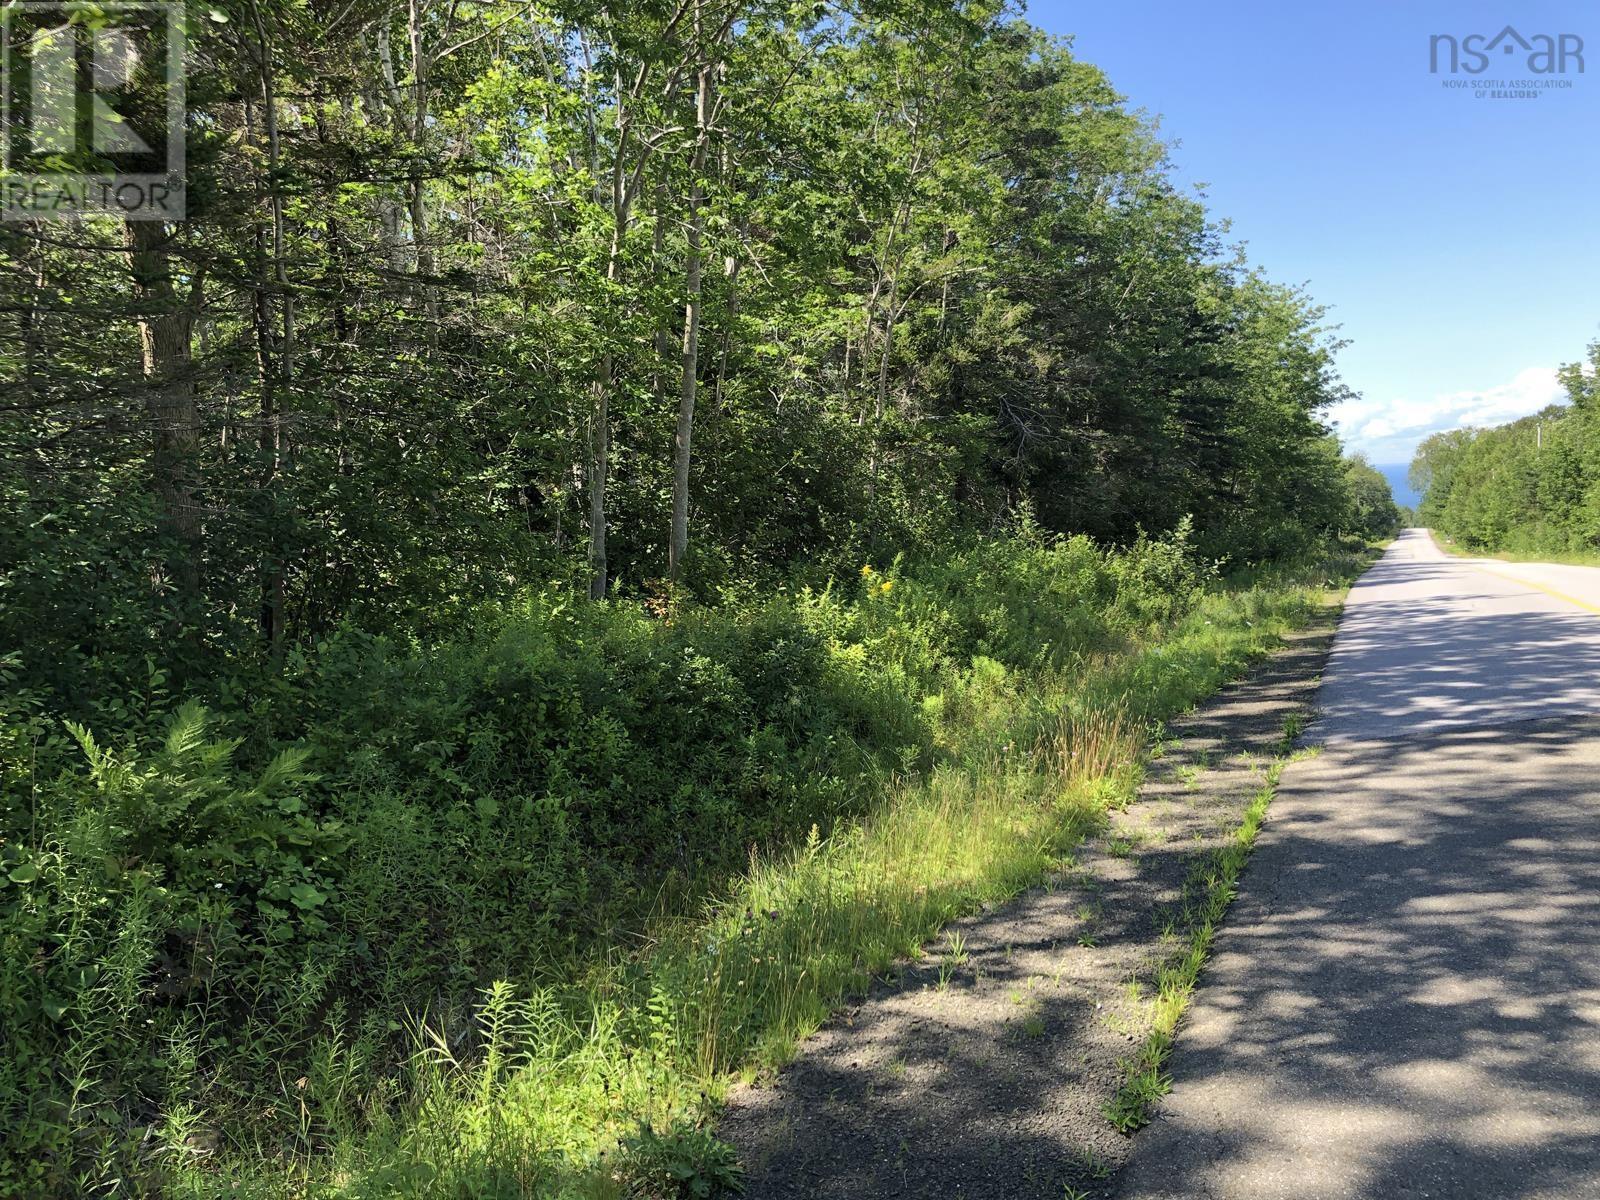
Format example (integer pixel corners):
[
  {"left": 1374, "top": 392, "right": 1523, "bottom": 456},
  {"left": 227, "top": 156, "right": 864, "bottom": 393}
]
[
  {"left": 245, "top": 16, "right": 293, "bottom": 655},
  {"left": 652, "top": 170, "right": 673, "bottom": 412},
  {"left": 713, "top": 141, "right": 744, "bottom": 410},
  {"left": 125, "top": 220, "right": 202, "bottom": 602},
  {"left": 406, "top": 0, "right": 439, "bottom": 334},
  {"left": 588, "top": 354, "right": 612, "bottom": 600},
  {"left": 669, "top": 40, "right": 712, "bottom": 582},
  {"left": 19, "top": 236, "right": 46, "bottom": 406},
  {"left": 587, "top": 71, "right": 641, "bottom": 598}
]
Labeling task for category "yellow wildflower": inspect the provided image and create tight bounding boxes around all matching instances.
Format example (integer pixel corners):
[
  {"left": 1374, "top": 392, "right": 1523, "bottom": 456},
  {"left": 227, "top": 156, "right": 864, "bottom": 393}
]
[{"left": 879, "top": 579, "right": 893, "bottom": 595}]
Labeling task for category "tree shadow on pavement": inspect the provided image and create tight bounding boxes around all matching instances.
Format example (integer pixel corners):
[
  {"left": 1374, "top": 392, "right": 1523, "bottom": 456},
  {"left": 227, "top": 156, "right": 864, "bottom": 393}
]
[
  {"left": 1113, "top": 715, "right": 1600, "bottom": 1200},
  {"left": 1316, "top": 557, "right": 1600, "bottom": 737},
  {"left": 718, "top": 627, "right": 1341, "bottom": 1200}
]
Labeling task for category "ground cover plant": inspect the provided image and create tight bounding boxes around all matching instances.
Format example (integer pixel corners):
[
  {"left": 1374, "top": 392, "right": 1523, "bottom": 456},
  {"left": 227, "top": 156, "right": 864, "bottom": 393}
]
[{"left": 0, "top": 530, "right": 1369, "bottom": 1198}]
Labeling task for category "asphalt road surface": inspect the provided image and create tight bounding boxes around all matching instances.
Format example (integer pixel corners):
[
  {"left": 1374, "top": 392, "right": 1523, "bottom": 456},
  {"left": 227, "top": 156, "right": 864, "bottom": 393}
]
[{"left": 1115, "top": 529, "right": 1600, "bottom": 1200}]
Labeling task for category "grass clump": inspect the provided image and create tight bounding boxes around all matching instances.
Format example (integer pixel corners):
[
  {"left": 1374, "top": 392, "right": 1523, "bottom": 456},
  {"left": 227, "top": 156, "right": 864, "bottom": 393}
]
[{"left": 1102, "top": 748, "right": 1318, "bottom": 1135}]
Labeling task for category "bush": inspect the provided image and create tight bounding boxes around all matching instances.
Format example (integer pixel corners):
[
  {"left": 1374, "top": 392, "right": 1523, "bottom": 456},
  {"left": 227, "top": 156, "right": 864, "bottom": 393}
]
[
  {"left": 0, "top": 523, "right": 1266, "bottom": 1195},
  {"left": 1109, "top": 517, "right": 1215, "bottom": 626},
  {"left": 0, "top": 704, "right": 335, "bottom": 1195},
  {"left": 617, "top": 1121, "right": 744, "bottom": 1199}
]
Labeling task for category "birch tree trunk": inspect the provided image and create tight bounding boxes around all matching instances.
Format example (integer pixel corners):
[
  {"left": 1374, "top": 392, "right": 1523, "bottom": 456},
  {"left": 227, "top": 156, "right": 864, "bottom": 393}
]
[{"left": 668, "top": 28, "right": 712, "bottom": 581}]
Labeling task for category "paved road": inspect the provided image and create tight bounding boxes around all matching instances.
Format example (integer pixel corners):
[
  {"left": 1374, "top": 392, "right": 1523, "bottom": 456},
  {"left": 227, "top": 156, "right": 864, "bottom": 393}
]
[
  {"left": 1317, "top": 529, "right": 1600, "bottom": 740},
  {"left": 1116, "top": 529, "right": 1600, "bottom": 1200}
]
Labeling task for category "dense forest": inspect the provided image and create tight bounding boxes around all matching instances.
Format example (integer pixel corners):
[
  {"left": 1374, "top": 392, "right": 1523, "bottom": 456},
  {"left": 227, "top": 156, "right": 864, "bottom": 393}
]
[
  {"left": 1413, "top": 341, "right": 1600, "bottom": 555},
  {"left": 1, "top": 1, "right": 1396, "bottom": 1195}
]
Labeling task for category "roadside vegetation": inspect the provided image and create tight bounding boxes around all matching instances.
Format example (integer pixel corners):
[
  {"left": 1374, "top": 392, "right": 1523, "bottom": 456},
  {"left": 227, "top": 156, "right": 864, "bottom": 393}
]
[
  {"left": 2, "top": 534, "right": 1369, "bottom": 1198},
  {"left": 1412, "top": 339, "right": 1600, "bottom": 557},
  {"left": 1103, "top": 744, "right": 1313, "bottom": 1136},
  {"left": 1, "top": 0, "right": 1399, "bottom": 1195}
]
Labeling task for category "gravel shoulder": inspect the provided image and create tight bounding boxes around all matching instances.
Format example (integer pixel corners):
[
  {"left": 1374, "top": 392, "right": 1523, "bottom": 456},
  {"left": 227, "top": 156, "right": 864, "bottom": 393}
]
[
  {"left": 1112, "top": 715, "right": 1600, "bottom": 1200},
  {"left": 717, "top": 612, "right": 1342, "bottom": 1200}
]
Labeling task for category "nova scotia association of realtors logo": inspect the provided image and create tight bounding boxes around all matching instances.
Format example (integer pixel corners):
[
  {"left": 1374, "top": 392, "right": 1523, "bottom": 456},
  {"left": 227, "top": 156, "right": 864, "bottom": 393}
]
[{"left": 1431, "top": 25, "right": 1584, "bottom": 99}]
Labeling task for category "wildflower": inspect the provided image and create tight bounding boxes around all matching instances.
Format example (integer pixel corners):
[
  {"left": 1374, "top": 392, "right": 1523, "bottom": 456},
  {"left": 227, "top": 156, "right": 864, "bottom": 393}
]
[
  {"left": 878, "top": 579, "right": 893, "bottom": 595},
  {"left": 860, "top": 564, "right": 875, "bottom": 578}
]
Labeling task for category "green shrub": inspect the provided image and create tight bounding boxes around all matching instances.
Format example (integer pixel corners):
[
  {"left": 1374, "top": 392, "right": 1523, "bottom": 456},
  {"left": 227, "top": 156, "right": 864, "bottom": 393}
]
[
  {"left": 617, "top": 1120, "right": 744, "bottom": 1199},
  {"left": 1109, "top": 516, "right": 1215, "bottom": 627},
  {"left": 0, "top": 525, "right": 1346, "bottom": 1196},
  {"left": 0, "top": 703, "right": 335, "bottom": 1195}
]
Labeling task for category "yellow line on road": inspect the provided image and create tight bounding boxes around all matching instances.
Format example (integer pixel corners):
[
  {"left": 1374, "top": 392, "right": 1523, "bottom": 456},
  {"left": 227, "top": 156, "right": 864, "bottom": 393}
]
[{"left": 1473, "top": 566, "right": 1600, "bottom": 616}]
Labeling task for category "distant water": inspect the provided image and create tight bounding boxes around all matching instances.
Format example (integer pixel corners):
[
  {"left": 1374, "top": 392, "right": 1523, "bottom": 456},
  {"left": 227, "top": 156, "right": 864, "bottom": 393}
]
[{"left": 1376, "top": 463, "right": 1421, "bottom": 509}]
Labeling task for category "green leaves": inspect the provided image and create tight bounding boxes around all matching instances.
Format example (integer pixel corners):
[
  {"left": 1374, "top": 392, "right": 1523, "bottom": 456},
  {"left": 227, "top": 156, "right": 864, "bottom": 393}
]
[
  {"left": 288, "top": 882, "right": 327, "bottom": 910},
  {"left": 1418, "top": 342, "right": 1600, "bottom": 555},
  {"left": 618, "top": 1119, "right": 745, "bottom": 1200},
  {"left": 0, "top": 0, "right": 1396, "bottom": 1189}
]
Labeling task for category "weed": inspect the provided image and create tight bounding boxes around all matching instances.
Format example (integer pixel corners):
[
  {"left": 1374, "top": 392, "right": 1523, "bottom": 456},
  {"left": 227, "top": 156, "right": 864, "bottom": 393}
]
[
  {"left": 1077, "top": 1144, "right": 1113, "bottom": 1179},
  {"left": 618, "top": 1120, "right": 744, "bottom": 1199},
  {"left": 945, "top": 931, "right": 969, "bottom": 964},
  {"left": 1103, "top": 764, "right": 1286, "bottom": 1134},
  {"left": 1279, "top": 710, "right": 1306, "bottom": 752},
  {"left": 0, "top": 534, "right": 1367, "bottom": 1196},
  {"left": 1103, "top": 1063, "right": 1173, "bottom": 1132}
]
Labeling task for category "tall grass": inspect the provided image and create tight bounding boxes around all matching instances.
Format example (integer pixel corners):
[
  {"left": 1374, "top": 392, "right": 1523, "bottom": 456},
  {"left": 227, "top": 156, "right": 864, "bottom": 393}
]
[
  {"left": 282, "top": 712, "right": 1134, "bottom": 1200},
  {"left": 1, "top": 532, "right": 1368, "bottom": 1199},
  {"left": 220, "top": 574, "right": 1352, "bottom": 1198}
]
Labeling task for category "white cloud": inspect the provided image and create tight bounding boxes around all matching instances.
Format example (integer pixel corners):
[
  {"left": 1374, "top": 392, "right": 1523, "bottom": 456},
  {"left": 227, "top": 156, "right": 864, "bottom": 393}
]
[
  {"left": 1359, "top": 417, "right": 1396, "bottom": 440},
  {"left": 1332, "top": 366, "right": 1568, "bottom": 463}
]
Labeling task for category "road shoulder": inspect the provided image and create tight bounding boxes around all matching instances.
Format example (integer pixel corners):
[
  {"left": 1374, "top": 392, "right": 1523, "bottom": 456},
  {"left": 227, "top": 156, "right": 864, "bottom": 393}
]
[
  {"left": 1112, "top": 714, "right": 1600, "bottom": 1200},
  {"left": 717, "top": 612, "right": 1344, "bottom": 1200}
]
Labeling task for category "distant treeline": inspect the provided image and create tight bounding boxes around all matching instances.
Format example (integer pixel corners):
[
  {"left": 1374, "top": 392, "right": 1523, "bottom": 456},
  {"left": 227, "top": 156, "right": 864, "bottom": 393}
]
[{"left": 1412, "top": 341, "right": 1600, "bottom": 553}]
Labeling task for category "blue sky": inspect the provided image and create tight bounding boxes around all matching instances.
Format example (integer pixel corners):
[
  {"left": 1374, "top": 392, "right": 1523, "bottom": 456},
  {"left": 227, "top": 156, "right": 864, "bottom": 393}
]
[{"left": 1024, "top": 0, "right": 1600, "bottom": 467}]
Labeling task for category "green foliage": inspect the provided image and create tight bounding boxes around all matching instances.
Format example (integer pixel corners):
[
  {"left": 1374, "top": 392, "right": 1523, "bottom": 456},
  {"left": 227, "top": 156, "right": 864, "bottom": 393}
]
[
  {"left": 1, "top": 2, "right": 1371, "bottom": 713},
  {"left": 618, "top": 1121, "right": 744, "bottom": 1199},
  {"left": 0, "top": 0, "right": 1390, "bottom": 1191},
  {"left": 0, "top": 704, "right": 334, "bottom": 1195},
  {"left": 0, "top": 529, "right": 1360, "bottom": 1197},
  {"left": 1342, "top": 455, "right": 1404, "bottom": 541},
  {"left": 1414, "top": 340, "right": 1600, "bottom": 554},
  {"left": 1109, "top": 517, "right": 1215, "bottom": 625}
]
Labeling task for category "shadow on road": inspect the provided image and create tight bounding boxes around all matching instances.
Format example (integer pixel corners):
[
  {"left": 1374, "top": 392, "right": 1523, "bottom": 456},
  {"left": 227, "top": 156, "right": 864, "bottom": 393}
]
[
  {"left": 1316, "top": 557, "right": 1600, "bottom": 738},
  {"left": 720, "top": 629, "right": 1341, "bottom": 1199},
  {"left": 1115, "top": 715, "right": 1600, "bottom": 1200}
]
